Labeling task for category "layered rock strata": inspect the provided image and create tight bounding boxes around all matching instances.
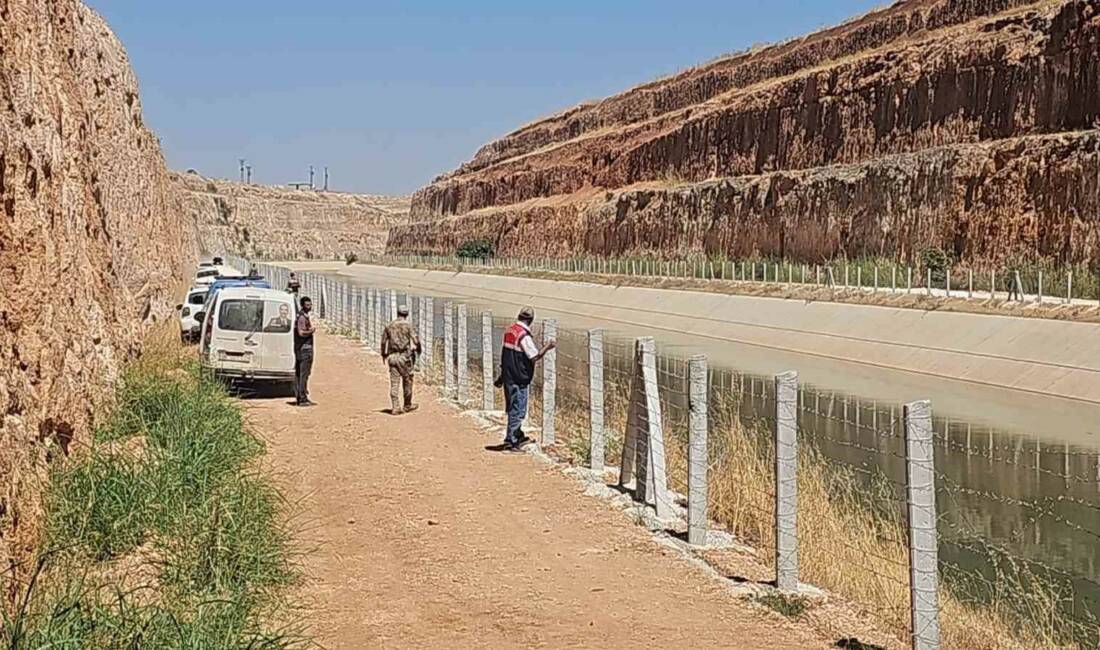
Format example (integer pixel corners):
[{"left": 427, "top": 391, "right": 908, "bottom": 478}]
[
  {"left": 176, "top": 172, "right": 409, "bottom": 261},
  {"left": 393, "top": 0, "right": 1100, "bottom": 267}
]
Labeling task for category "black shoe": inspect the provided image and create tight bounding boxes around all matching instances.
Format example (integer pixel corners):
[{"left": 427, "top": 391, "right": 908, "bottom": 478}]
[
  {"left": 298, "top": 399, "right": 316, "bottom": 407},
  {"left": 515, "top": 433, "right": 531, "bottom": 445}
]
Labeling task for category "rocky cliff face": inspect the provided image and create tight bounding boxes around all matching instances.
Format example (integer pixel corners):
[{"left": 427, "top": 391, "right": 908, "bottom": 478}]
[
  {"left": 0, "top": 0, "right": 195, "bottom": 593},
  {"left": 393, "top": 0, "right": 1100, "bottom": 267},
  {"left": 176, "top": 172, "right": 409, "bottom": 261}
]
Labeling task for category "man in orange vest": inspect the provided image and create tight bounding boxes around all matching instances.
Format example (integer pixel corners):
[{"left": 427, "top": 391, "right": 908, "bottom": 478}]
[{"left": 497, "top": 306, "right": 555, "bottom": 451}]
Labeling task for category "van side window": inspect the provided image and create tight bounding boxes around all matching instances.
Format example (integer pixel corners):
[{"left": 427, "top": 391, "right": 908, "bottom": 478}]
[{"left": 218, "top": 300, "right": 264, "bottom": 332}]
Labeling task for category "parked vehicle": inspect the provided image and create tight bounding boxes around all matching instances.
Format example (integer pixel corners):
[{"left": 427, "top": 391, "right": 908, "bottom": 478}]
[
  {"left": 176, "top": 286, "right": 210, "bottom": 342},
  {"left": 196, "top": 286, "right": 296, "bottom": 386},
  {"left": 194, "top": 265, "right": 244, "bottom": 286}
]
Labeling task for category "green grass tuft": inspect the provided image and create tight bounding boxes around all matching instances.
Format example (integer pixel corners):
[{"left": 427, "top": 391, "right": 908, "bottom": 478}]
[{"left": 4, "top": 344, "right": 307, "bottom": 648}]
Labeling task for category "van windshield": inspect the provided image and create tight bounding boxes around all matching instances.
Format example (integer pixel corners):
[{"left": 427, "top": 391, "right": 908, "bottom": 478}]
[
  {"left": 188, "top": 292, "right": 208, "bottom": 305},
  {"left": 197, "top": 269, "right": 219, "bottom": 278},
  {"left": 218, "top": 299, "right": 264, "bottom": 332}
]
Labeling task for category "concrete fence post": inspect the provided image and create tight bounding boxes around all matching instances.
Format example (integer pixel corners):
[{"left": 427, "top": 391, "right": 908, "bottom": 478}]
[
  {"left": 321, "top": 279, "right": 329, "bottom": 319},
  {"left": 423, "top": 296, "right": 434, "bottom": 367},
  {"left": 389, "top": 289, "right": 398, "bottom": 321},
  {"left": 482, "top": 311, "right": 494, "bottom": 410},
  {"left": 904, "top": 400, "right": 941, "bottom": 650},
  {"left": 356, "top": 288, "right": 364, "bottom": 340},
  {"left": 457, "top": 304, "right": 469, "bottom": 405},
  {"left": 444, "top": 302, "right": 455, "bottom": 397},
  {"left": 688, "top": 355, "right": 709, "bottom": 546},
  {"left": 370, "top": 289, "right": 379, "bottom": 347},
  {"left": 620, "top": 337, "right": 671, "bottom": 519},
  {"left": 926, "top": 268, "right": 933, "bottom": 296},
  {"left": 541, "top": 319, "right": 558, "bottom": 445},
  {"left": 378, "top": 289, "right": 387, "bottom": 343},
  {"left": 775, "top": 370, "right": 799, "bottom": 592},
  {"left": 1067, "top": 271, "right": 1074, "bottom": 304},
  {"left": 589, "top": 328, "right": 605, "bottom": 473}
]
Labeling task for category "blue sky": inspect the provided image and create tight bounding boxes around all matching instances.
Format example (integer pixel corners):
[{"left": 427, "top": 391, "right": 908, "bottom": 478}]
[{"left": 89, "top": 0, "right": 884, "bottom": 195}]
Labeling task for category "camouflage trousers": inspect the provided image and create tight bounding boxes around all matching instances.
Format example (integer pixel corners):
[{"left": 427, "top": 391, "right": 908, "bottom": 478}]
[{"left": 387, "top": 355, "right": 414, "bottom": 413}]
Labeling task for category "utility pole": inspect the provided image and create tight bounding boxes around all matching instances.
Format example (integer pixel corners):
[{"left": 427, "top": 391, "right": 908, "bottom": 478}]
[
  {"left": 309, "top": 165, "right": 315, "bottom": 190},
  {"left": 246, "top": 165, "right": 252, "bottom": 185},
  {"left": 238, "top": 158, "right": 246, "bottom": 183},
  {"left": 323, "top": 166, "right": 329, "bottom": 191}
]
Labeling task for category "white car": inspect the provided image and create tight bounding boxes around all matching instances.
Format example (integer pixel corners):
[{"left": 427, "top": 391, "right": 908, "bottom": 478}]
[
  {"left": 194, "top": 264, "right": 244, "bottom": 286},
  {"left": 177, "top": 286, "right": 210, "bottom": 342}
]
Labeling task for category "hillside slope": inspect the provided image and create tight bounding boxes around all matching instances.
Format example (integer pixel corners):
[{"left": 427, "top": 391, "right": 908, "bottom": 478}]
[
  {"left": 0, "top": 0, "right": 195, "bottom": 593},
  {"left": 176, "top": 172, "right": 409, "bottom": 261},
  {"left": 391, "top": 0, "right": 1100, "bottom": 267}
]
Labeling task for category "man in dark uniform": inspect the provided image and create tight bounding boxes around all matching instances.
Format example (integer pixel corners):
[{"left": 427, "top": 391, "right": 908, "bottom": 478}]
[
  {"left": 294, "top": 296, "right": 316, "bottom": 406},
  {"left": 498, "top": 306, "right": 555, "bottom": 451}
]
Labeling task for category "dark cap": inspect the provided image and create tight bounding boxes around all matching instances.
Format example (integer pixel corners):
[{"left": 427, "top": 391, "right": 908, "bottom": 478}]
[{"left": 518, "top": 306, "right": 535, "bottom": 321}]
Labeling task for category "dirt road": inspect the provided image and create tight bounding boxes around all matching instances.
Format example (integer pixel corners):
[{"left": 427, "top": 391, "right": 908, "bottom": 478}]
[{"left": 243, "top": 331, "right": 830, "bottom": 649}]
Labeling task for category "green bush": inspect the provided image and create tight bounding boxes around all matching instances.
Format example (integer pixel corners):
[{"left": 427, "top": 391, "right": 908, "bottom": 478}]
[{"left": 456, "top": 239, "right": 494, "bottom": 260}]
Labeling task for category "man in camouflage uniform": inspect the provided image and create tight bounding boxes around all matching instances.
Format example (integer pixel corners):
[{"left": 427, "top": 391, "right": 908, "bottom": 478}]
[{"left": 380, "top": 304, "right": 422, "bottom": 415}]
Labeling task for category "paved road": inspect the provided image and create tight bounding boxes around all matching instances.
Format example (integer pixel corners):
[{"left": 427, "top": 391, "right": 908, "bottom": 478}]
[{"left": 245, "top": 331, "right": 833, "bottom": 649}]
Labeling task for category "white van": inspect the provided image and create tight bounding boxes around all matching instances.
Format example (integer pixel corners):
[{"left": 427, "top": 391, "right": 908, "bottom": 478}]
[
  {"left": 194, "top": 265, "right": 244, "bottom": 286},
  {"left": 197, "top": 286, "right": 297, "bottom": 386}
]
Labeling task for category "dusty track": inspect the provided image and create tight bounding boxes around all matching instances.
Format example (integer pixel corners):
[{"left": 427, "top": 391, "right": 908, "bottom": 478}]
[{"left": 244, "top": 331, "right": 831, "bottom": 648}]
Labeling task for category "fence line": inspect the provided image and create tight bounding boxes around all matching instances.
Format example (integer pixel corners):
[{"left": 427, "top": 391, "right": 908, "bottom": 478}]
[
  {"left": 343, "top": 252, "right": 1100, "bottom": 308},
  {"left": 233, "top": 258, "right": 1100, "bottom": 649}
]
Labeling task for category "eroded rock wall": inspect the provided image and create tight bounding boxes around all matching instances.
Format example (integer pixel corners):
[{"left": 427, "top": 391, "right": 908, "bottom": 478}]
[
  {"left": 395, "top": 0, "right": 1100, "bottom": 268},
  {"left": 390, "top": 131, "right": 1100, "bottom": 265},
  {"left": 0, "top": 0, "right": 195, "bottom": 593},
  {"left": 176, "top": 173, "right": 409, "bottom": 260}
]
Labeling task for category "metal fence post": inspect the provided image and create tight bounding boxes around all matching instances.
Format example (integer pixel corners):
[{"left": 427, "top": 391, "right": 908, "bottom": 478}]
[
  {"left": 589, "top": 328, "right": 605, "bottom": 473},
  {"left": 482, "top": 311, "right": 494, "bottom": 410},
  {"left": 542, "top": 319, "right": 558, "bottom": 445},
  {"left": 444, "top": 302, "right": 455, "bottom": 397},
  {"left": 904, "top": 400, "right": 941, "bottom": 650},
  {"left": 457, "top": 304, "right": 469, "bottom": 405},
  {"left": 688, "top": 355, "right": 709, "bottom": 546},
  {"left": 775, "top": 370, "right": 799, "bottom": 591}
]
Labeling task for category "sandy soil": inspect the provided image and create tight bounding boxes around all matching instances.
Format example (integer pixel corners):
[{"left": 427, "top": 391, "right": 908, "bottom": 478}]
[{"left": 243, "top": 331, "right": 833, "bottom": 649}]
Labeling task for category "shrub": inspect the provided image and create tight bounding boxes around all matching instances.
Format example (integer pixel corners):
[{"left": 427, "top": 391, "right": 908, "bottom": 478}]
[
  {"left": 345, "top": 252, "right": 358, "bottom": 265},
  {"left": 457, "top": 239, "right": 494, "bottom": 260}
]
